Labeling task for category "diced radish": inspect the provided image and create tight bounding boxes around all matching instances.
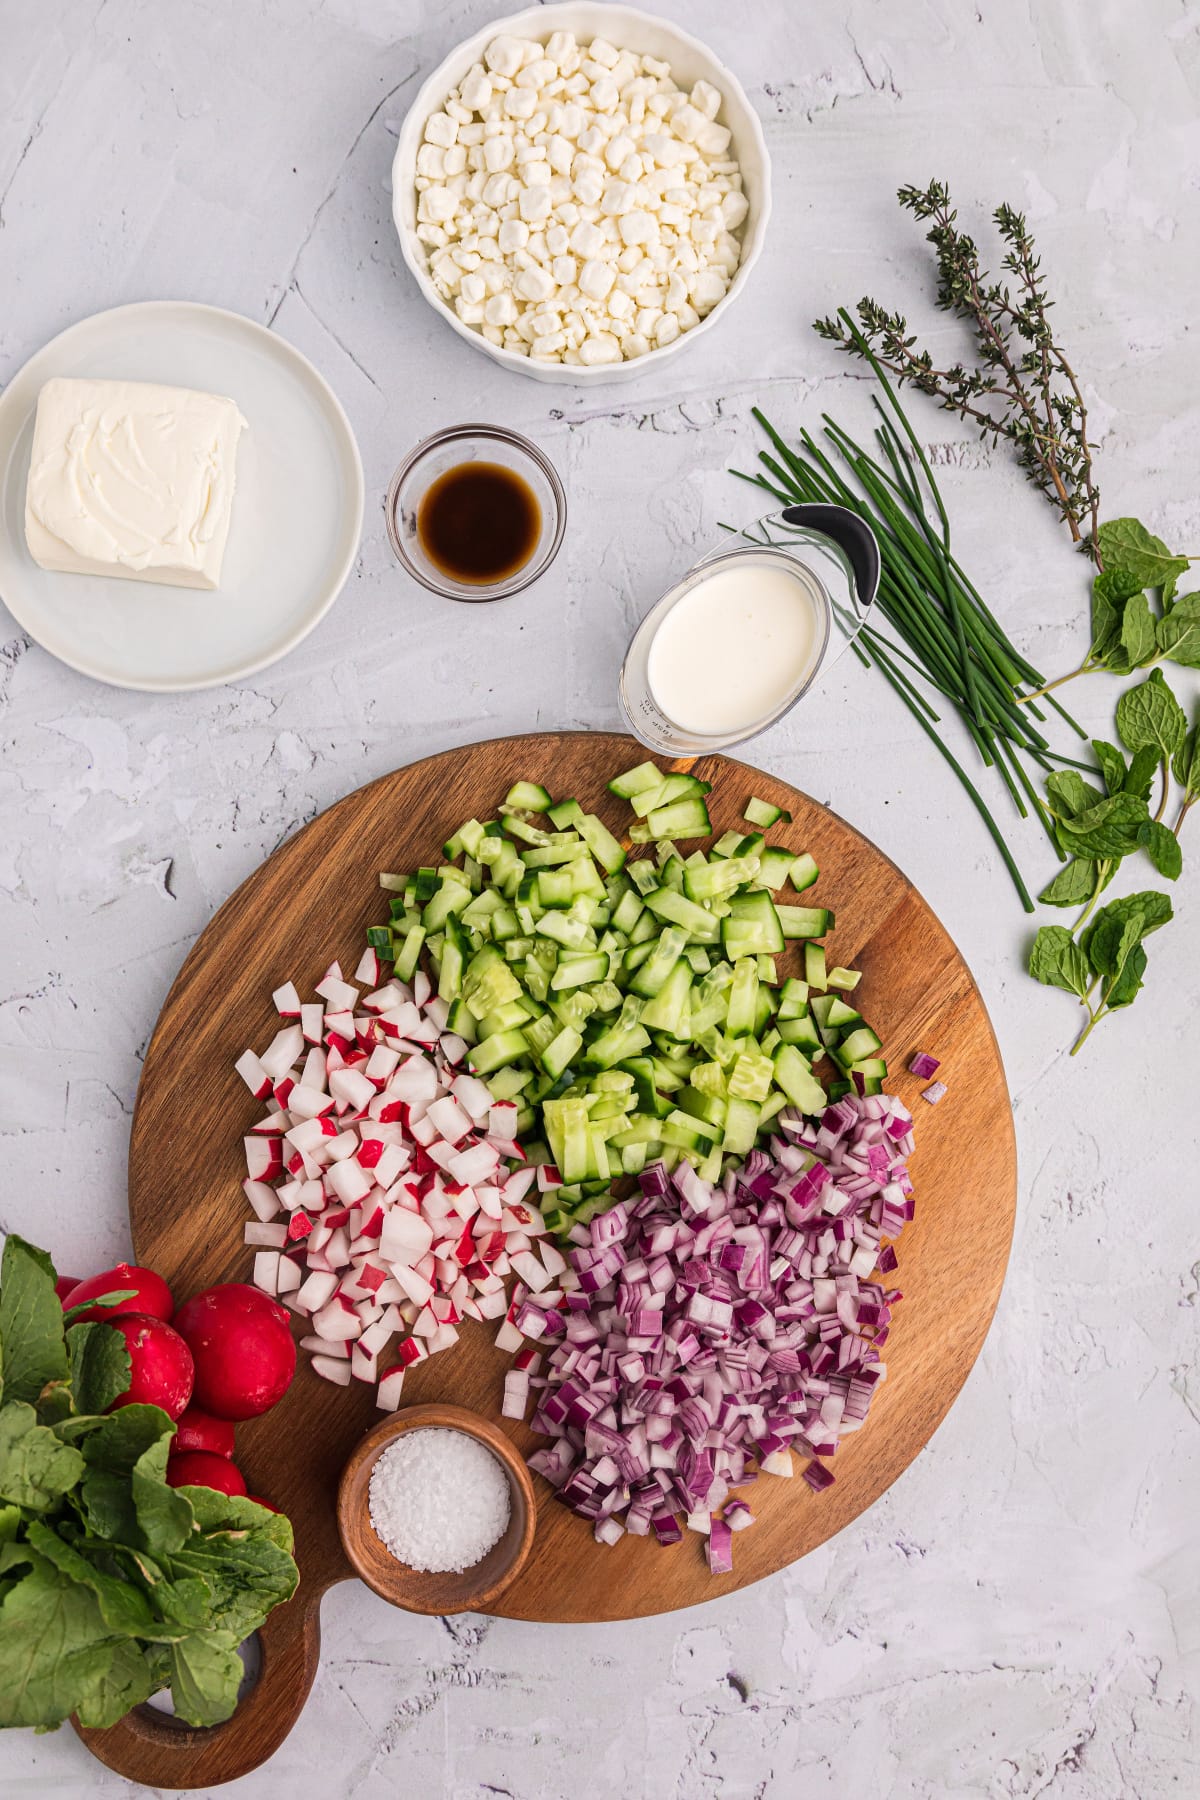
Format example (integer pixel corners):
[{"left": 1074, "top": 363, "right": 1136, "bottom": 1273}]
[
  {"left": 273, "top": 980, "right": 302, "bottom": 1018},
  {"left": 235, "top": 1050, "right": 272, "bottom": 1099},
  {"left": 245, "top": 1137, "right": 283, "bottom": 1180},
  {"left": 311, "top": 1355, "right": 352, "bottom": 1386},
  {"left": 245, "top": 1221, "right": 288, "bottom": 1249},
  {"left": 295, "top": 1269, "right": 338, "bottom": 1313},
  {"left": 325, "top": 1159, "right": 372, "bottom": 1206},
  {"left": 488, "top": 1101, "right": 519, "bottom": 1139},
  {"left": 243, "top": 1179, "right": 282, "bottom": 1222},
  {"left": 350, "top": 1342, "right": 377, "bottom": 1383},
  {"left": 276, "top": 1256, "right": 302, "bottom": 1295},
  {"left": 426, "top": 1095, "right": 472, "bottom": 1144},
  {"left": 355, "top": 948, "right": 382, "bottom": 986},
  {"left": 330, "top": 1067, "right": 376, "bottom": 1112},
  {"left": 301, "top": 1003, "right": 325, "bottom": 1044},
  {"left": 312, "top": 1296, "right": 363, "bottom": 1342},
  {"left": 252, "top": 1250, "right": 280, "bottom": 1294},
  {"left": 376, "top": 1365, "right": 406, "bottom": 1411},
  {"left": 299, "top": 1333, "right": 349, "bottom": 1358},
  {"left": 379, "top": 1209, "right": 434, "bottom": 1266},
  {"left": 494, "top": 1319, "right": 524, "bottom": 1352},
  {"left": 260, "top": 1024, "right": 304, "bottom": 1081},
  {"left": 316, "top": 975, "right": 359, "bottom": 1011}
]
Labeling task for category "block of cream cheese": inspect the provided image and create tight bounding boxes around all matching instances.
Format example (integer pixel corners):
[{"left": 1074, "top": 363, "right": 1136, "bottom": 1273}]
[{"left": 24, "top": 376, "right": 247, "bottom": 590}]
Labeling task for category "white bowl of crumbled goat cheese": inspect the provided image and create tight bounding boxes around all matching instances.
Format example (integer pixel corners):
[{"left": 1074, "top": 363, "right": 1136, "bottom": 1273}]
[{"left": 391, "top": 4, "right": 771, "bottom": 382}]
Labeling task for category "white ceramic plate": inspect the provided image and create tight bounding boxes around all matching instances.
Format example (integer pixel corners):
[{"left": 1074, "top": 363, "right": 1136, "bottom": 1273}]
[
  {"left": 0, "top": 302, "right": 364, "bottom": 691},
  {"left": 391, "top": 3, "right": 771, "bottom": 385}
]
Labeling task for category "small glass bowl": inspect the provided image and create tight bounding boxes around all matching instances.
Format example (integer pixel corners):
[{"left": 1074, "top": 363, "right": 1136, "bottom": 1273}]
[{"left": 385, "top": 424, "right": 566, "bottom": 602}]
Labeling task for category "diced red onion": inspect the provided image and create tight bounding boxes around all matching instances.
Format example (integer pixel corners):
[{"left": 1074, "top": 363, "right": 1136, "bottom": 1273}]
[
  {"left": 921, "top": 1081, "right": 947, "bottom": 1105},
  {"left": 505, "top": 1092, "right": 916, "bottom": 1575},
  {"left": 908, "top": 1051, "right": 941, "bottom": 1080}
]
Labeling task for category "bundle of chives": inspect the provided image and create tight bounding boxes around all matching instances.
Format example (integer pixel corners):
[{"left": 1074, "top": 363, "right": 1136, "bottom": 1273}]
[{"left": 733, "top": 310, "right": 1089, "bottom": 913}]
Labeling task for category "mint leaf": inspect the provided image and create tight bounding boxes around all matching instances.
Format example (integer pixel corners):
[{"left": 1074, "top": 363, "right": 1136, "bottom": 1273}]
[
  {"left": 1157, "top": 592, "right": 1200, "bottom": 668},
  {"left": 1136, "top": 820, "right": 1183, "bottom": 880},
  {"left": 168, "top": 1630, "right": 244, "bottom": 1728},
  {"left": 0, "top": 1403, "right": 85, "bottom": 1511},
  {"left": 1081, "top": 892, "right": 1173, "bottom": 970},
  {"left": 1120, "top": 591, "right": 1159, "bottom": 667},
  {"left": 1055, "top": 791, "right": 1150, "bottom": 858},
  {"left": 1089, "top": 572, "right": 1127, "bottom": 662},
  {"left": 1090, "top": 911, "right": 1148, "bottom": 1013},
  {"left": 0, "top": 1236, "right": 68, "bottom": 1408},
  {"left": 1038, "top": 858, "right": 1107, "bottom": 908},
  {"left": 1124, "top": 744, "right": 1159, "bottom": 801},
  {"left": 1045, "top": 770, "right": 1107, "bottom": 821},
  {"left": 1028, "top": 926, "right": 1091, "bottom": 998},
  {"left": 67, "top": 1321, "right": 131, "bottom": 1416},
  {"left": 1097, "top": 517, "right": 1190, "bottom": 596},
  {"left": 1104, "top": 938, "right": 1147, "bottom": 1010},
  {"left": 1115, "top": 668, "right": 1188, "bottom": 760},
  {"left": 1091, "top": 740, "right": 1127, "bottom": 795}
]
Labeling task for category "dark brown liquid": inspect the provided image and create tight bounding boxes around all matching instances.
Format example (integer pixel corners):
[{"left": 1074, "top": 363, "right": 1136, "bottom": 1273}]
[{"left": 417, "top": 461, "right": 541, "bottom": 585}]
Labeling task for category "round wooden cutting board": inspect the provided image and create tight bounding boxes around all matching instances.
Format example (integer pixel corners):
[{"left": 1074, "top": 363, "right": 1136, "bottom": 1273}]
[{"left": 76, "top": 731, "right": 1015, "bottom": 1788}]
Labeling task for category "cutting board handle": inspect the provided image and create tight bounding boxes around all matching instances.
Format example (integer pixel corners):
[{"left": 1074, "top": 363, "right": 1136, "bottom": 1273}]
[{"left": 73, "top": 1583, "right": 325, "bottom": 1789}]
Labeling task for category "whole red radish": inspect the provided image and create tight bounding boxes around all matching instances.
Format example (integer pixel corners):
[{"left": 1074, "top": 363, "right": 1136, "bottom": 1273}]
[
  {"left": 173, "top": 1407, "right": 236, "bottom": 1459},
  {"left": 173, "top": 1283, "right": 295, "bottom": 1420},
  {"left": 246, "top": 1494, "right": 281, "bottom": 1515},
  {"left": 107, "top": 1315, "right": 194, "bottom": 1419},
  {"left": 55, "top": 1275, "right": 84, "bottom": 1304},
  {"left": 166, "top": 1451, "right": 246, "bottom": 1496},
  {"left": 64, "top": 1263, "right": 174, "bottom": 1324}
]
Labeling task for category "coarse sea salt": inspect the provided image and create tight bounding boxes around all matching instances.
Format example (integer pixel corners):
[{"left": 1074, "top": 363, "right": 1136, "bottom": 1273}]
[{"left": 368, "top": 1427, "right": 511, "bottom": 1573}]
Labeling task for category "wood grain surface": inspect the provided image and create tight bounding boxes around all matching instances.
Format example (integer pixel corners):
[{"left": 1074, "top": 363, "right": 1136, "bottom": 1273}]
[{"left": 75, "top": 731, "right": 1016, "bottom": 1788}]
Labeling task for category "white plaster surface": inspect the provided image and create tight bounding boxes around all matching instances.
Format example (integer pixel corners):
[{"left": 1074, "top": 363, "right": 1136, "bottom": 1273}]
[{"left": 2, "top": 1, "right": 1198, "bottom": 1794}]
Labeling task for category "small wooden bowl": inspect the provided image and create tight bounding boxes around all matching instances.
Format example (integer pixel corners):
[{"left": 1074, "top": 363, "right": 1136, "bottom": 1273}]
[{"left": 337, "top": 1403, "right": 536, "bottom": 1615}]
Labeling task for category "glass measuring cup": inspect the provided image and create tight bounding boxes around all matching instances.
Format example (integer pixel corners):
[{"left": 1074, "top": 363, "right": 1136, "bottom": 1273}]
[{"left": 617, "top": 504, "right": 881, "bottom": 756}]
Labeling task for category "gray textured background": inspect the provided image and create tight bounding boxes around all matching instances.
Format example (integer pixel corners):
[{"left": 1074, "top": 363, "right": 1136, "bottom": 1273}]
[{"left": 2, "top": 1, "right": 1198, "bottom": 1794}]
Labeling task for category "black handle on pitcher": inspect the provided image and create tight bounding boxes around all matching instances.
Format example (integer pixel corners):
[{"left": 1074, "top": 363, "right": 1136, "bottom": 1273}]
[{"left": 781, "top": 504, "right": 881, "bottom": 614}]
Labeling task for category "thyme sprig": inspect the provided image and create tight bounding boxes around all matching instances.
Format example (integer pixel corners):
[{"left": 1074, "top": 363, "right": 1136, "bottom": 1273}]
[{"left": 815, "top": 181, "right": 1101, "bottom": 553}]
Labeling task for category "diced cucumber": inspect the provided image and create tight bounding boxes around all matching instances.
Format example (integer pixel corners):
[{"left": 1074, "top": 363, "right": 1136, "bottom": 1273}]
[
  {"left": 840, "top": 1025, "right": 883, "bottom": 1063},
  {"left": 541, "top": 1025, "right": 583, "bottom": 1079},
  {"left": 772, "top": 1044, "right": 827, "bottom": 1115},
  {"left": 393, "top": 923, "right": 425, "bottom": 983},
  {"left": 630, "top": 773, "right": 712, "bottom": 818},
  {"left": 777, "top": 1013, "right": 822, "bottom": 1051},
  {"left": 470, "top": 1028, "right": 530, "bottom": 1073},
  {"left": 722, "top": 1096, "right": 760, "bottom": 1154},
  {"left": 827, "top": 966, "right": 862, "bottom": 992},
  {"left": 726, "top": 959, "right": 760, "bottom": 1036},
  {"left": 631, "top": 797, "right": 712, "bottom": 842},
  {"left": 777, "top": 905, "right": 833, "bottom": 939},
  {"left": 644, "top": 886, "right": 721, "bottom": 942},
  {"left": 505, "top": 780, "right": 553, "bottom": 812},
  {"left": 722, "top": 890, "right": 784, "bottom": 956},
  {"left": 629, "top": 926, "right": 688, "bottom": 998},
  {"left": 791, "top": 853, "right": 819, "bottom": 892},
  {"left": 805, "top": 942, "right": 828, "bottom": 990},
  {"left": 550, "top": 951, "right": 611, "bottom": 991},
  {"left": 607, "top": 760, "right": 664, "bottom": 799},
  {"left": 640, "top": 960, "right": 693, "bottom": 1036},
  {"left": 756, "top": 846, "right": 798, "bottom": 889},
  {"left": 611, "top": 888, "right": 644, "bottom": 935},
  {"left": 575, "top": 812, "right": 626, "bottom": 874},
  {"left": 744, "top": 796, "right": 792, "bottom": 828}
]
